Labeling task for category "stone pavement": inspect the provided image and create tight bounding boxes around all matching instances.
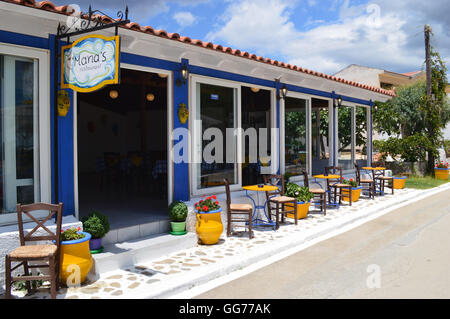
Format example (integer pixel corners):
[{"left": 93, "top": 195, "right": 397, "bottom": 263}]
[{"left": 6, "top": 185, "right": 447, "bottom": 299}]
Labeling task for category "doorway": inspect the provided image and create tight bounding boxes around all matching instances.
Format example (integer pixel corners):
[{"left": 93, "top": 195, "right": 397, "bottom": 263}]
[{"left": 76, "top": 68, "right": 169, "bottom": 229}]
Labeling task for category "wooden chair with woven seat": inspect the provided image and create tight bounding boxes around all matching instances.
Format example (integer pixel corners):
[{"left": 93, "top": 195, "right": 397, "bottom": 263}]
[
  {"left": 262, "top": 174, "right": 298, "bottom": 230},
  {"left": 355, "top": 163, "right": 375, "bottom": 199},
  {"left": 4, "top": 202, "right": 63, "bottom": 299},
  {"left": 300, "top": 171, "right": 327, "bottom": 215},
  {"left": 324, "top": 166, "right": 353, "bottom": 206},
  {"left": 372, "top": 161, "right": 394, "bottom": 195},
  {"left": 223, "top": 179, "right": 253, "bottom": 239}
]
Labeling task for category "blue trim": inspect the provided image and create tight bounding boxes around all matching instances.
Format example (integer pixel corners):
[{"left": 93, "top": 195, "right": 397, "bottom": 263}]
[{"left": 0, "top": 30, "right": 49, "bottom": 50}]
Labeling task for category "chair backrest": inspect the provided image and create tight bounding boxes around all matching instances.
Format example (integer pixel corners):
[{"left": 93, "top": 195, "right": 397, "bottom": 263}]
[
  {"left": 16, "top": 203, "right": 63, "bottom": 247},
  {"left": 223, "top": 178, "right": 231, "bottom": 211},
  {"left": 300, "top": 170, "right": 309, "bottom": 188},
  {"left": 354, "top": 163, "right": 362, "bottom": 183},
  {"left": 325, "top": 166, "right": 343, "bottom": 186},
  {"left": 262, "top": 174, "right": 284, "bottom": 200}
]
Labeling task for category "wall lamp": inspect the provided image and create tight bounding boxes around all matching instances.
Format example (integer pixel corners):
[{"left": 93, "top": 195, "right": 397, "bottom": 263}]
[
  {"left": 275, "top": 78, "right": 288, "bottom": 100},
  {"left": 176, "top": 64, "right": 189, "bottom": 87},
  {"left": 334, "top": 95, "right": 343, "bottom": 107}
]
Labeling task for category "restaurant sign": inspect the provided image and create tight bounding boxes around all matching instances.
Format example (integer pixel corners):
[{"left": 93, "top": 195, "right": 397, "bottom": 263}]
[{"left": 61, "top": 34, "right": 120, "bottom": 93}]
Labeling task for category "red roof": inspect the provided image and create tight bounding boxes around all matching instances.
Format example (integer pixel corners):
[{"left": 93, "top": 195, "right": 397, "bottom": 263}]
[
  {"left": 401, "top": 71, "right": 422, "bottom": 77},
  {"left": 3, "top": 0, "right": 395, "bottom": 97}
]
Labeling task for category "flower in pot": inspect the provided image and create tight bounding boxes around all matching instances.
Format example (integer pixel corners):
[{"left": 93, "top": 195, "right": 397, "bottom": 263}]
[
  {"left": 434, "top": 161, "right": 449, "bottom": 180},
  {"left": 194, "top": 195, "right": 223, "bottom": 245},
  {"left": 81, "top": 211, "right": 109, "bottom": 253},
  {"left": 340, "top": 178, "right": 362, "bottom": 202},
  {"left": 285, "top": 182, "right": 314, "bottom": 219},
  {"left": 168, "top": 200, "right": 188, "bottom": 235},
  {"left": 59, "top": 227, "right": 93, "bottom": 285}
]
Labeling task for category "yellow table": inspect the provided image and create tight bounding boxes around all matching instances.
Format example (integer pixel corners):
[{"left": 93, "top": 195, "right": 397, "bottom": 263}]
[
  {"left": 243, "top": 184, "right": 279, "bottom": 229},
  {"left": 312, "top": 174, "right": 341, "bottom": 180}
]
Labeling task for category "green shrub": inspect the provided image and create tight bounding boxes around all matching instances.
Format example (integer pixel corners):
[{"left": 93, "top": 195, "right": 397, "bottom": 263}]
[
  {"left": 82, "top": 211, "right": 110, "bottom": 237},
  {"left": 82, "top": 211, "right": 109, "bottom": 239},
  {"left": 285, "top": 182, "right": 314, "bottom": 203},
  {"left": 373, "top": 134, "right": 432, "bottom": 162},
  {"left": 168, "top": 201, "right": 188, "bottom": 222}
]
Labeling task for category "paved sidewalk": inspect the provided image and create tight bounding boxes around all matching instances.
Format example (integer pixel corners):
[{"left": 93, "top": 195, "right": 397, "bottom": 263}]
[{"left": 8, "top": 184, "right": 450, "bottom": 299}]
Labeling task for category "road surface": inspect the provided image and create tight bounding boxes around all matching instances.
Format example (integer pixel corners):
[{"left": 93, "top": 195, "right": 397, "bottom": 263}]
[{"left": 196, "top": 189, "right": 450, "bottom": 299}]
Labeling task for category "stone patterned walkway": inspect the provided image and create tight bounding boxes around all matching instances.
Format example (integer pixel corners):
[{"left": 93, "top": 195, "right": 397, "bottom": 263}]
[{"left": 8, "top": 187, "right": 424, "bottom": 299}]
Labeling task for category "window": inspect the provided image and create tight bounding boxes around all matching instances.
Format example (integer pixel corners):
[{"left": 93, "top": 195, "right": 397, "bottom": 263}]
[
  {"left": 311, "top": 98, "right": 331, "bottom": 175},
  {"left": 193, "top": 81, "right": 239, "bottom": 193},
  {"left": 284, "top": 96, "right": 307, "bottom": 178},
  {"left": 241, "top": 86, "right": 272, "bottom": 186},
  {"left": 0, "top": 54, "right": 40, "bottom": 215},
  {"left": 337, "top": 105, "right": 354, "bottom": 171},
  {"left": 355, "top": 106, "right": 368, "bottom": 167}
]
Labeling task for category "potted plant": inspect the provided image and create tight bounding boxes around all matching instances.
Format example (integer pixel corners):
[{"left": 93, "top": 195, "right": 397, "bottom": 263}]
[
  {"left": 285, "top": 182, "right": 314, "bottom": 219},
  {"left": 59, "top": 227, "right": 93, "bottom": 285},
  {"left": 82, "top": 211, "right": 109, "bottom": 253},
  {"left": 434, "top": 161, "right": 449, "bottom": 180},
  {"left": 393, "top": 176, "right": 408, "bottom": 189},
  {"left": 194, "top": 195, "right": 223, "bottom": 245},
  {"left": 340, "top": 178, "right": 362, "bottom": 202},
  {"left": 168, "top": 200, "right": 188, "bottom": 235}
]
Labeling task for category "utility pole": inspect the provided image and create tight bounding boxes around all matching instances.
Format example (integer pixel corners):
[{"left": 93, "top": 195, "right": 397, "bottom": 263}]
[{"left": 424, "top": 24, "right": 432, "bottom": 98}]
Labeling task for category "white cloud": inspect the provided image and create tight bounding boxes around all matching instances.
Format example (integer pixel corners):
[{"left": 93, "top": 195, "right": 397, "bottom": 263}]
[
  {"left": 205, "top": 0, "right": 449, "bottom": 77},
  {"left": 173, "top": 11, "right": 197, "bottom": 27}
]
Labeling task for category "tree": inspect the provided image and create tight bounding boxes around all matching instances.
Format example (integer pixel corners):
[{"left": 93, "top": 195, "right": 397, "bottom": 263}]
[{"left": 373, "top": 46, "right": 450, "bottom": 171}]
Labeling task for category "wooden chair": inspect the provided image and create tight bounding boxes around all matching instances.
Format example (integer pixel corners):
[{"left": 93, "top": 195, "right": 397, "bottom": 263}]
[
  {"left": 373, "top": 161, "right": 394, "bottom": 195},
  {"left": 224, "top": 179, "right": 253, "bottom": 239},
  {"left": 301, "top": 171, "right": 326, "bottom": 214},
  {"left": 325, "top": 166, "right": 353, "bottom": 206},
  {"left": 4, "top": 203, "right": 63, "bottom": 299},
  {"left": 355, "top": 163, "right": 375, "bottom": 199},
  {"left": 262, "top": 174, "right": 298, "bottom": 230}
]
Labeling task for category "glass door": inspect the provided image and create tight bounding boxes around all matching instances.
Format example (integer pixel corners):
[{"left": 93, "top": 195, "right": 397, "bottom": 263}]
[{"left": 0, "top": 54, "right": 40, "bottom": 215}]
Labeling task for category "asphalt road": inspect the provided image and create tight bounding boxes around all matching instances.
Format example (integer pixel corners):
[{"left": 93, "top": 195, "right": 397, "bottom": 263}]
[{"left": 196, "top": 189, "right": 450, "bottom": 299}]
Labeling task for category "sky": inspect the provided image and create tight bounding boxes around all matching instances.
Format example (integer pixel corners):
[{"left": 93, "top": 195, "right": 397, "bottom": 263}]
[{"left": 53, "top": 0, "right": 450, "bottom": 78}]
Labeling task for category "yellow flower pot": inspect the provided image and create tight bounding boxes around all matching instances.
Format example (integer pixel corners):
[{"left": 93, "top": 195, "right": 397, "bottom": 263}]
[
  {"left": 196, "top": 209, "right": 223, "bottom": 245},
  {"left": 341, "top": 187, "right": 362, "bottom": 202},
  {"left": 435, "top": 168, "right": 449, "bottom": 180},
  {"left": 285, "top": 201, "right": 311, "bottom": 219},
  {"left": 59, "top": 232, "right": 93, "bottom": 285},
  {"left": 393, "top": 176, "right": 407, "bottom": 189}
]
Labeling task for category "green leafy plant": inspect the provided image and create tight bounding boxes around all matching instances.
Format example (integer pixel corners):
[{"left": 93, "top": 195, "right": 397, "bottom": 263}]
[
  {"left": 12, "top": 272, "right": 43, "bottom": 291},
  {"left": 285, "top": 182, "right": 314, "bottom": 203},
  {"left": 341, "top": 177, "right": 358, "bottom": 188},
  {"left": 82, "top": 211, "right": 110, "bottom": 239},
  {"left": 169, "top": 200, "right": 188, "bottom": 221},
  {"left": 61, "top": 227, "right": 85, "bottom": 241},
  {"left": 194, "top": 195, "right": 220, "bottom": 213}
]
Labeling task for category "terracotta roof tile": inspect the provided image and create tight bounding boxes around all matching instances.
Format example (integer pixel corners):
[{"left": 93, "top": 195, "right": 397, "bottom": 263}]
[{"left": 2, "top": 0, "right": 395, "bottom": 97}]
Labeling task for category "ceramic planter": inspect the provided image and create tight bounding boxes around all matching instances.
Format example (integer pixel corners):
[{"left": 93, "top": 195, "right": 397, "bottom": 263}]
[
  {"left": 170, "top": 221, "right": 187, "bottom": 235},
  {"left": 89, "top": 237, "right": 102, "bottom": 252},
  {"left": 341, "top": 186, "right": 362, "bottom": 202},
  {"left": 434, "top": 168, "right": 449, "bottom": 180},
  {"left": 195, "top": 208, "right": 223, "bottom": 245},
  {"left": 59, "top": 232, "right": 93, "bottom": 285},
  {"left": 285, "top": 201, "right": 311, "bottom": 219},
  {"left": 393, "top": 176, "right": 407, "bottom": 189}
]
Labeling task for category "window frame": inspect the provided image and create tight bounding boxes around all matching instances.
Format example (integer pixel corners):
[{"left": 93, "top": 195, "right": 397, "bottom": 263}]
[
  {"left": 0, "top": 43, "right": 51, "bottom": 226},
  {"left": 190, "top": 75, "right": 276, "bottom": 197}
]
